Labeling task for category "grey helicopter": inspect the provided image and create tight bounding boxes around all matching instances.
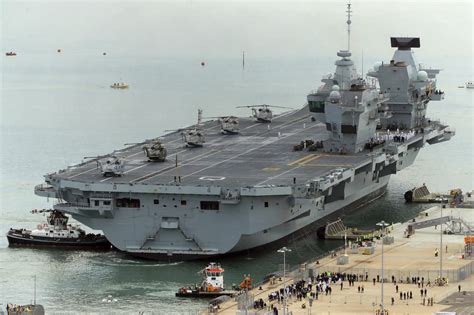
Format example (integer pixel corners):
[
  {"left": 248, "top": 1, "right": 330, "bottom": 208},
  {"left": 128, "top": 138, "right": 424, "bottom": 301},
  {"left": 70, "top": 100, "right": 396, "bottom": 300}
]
[
  {"left": 237, "top": 104, "right": 292, "bottom": 123},
  {"left": 204, "top": 115, "right": 240, "bottom": 134},
  {"left": 124, "top": 139, "right": 167, "bottom": 162},
  {"left": 166, "top": 109, "right": 205, "bottom": 147},
  {"left": 84, "top": 155, "right": 125, "bottom": 177}
]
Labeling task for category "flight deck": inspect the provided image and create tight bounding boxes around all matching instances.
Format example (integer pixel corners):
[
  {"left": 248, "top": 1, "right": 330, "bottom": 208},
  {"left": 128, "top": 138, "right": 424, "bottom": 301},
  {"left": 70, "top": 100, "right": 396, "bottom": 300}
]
[{"left": 56, "top": 106, "right": 372, "bottom": 188}]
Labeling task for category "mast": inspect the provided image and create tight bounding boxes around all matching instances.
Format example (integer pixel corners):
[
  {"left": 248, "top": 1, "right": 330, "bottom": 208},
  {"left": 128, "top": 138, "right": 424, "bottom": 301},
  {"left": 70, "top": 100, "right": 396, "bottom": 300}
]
[{"left": 346, "top": 2, "right": 352, "bottom": 51}]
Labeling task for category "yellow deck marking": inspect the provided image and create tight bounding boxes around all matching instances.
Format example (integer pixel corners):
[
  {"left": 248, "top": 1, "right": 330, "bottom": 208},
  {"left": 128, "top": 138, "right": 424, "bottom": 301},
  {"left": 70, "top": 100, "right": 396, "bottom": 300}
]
[
  {"left": 298, "top": 155, "right": 321, "bottom": 165},
  {"left": 262, "top": 167, "right": 281, "bottom": 172},
  {"left": 287, "top": 154, "right": 318, "bottom": 166}
]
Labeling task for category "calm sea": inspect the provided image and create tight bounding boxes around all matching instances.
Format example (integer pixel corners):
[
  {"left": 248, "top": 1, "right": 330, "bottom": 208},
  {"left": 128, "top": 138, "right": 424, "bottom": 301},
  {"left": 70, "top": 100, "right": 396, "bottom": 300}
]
[{"left": 0, "top": 48, "right": 472, "bottom": 314}]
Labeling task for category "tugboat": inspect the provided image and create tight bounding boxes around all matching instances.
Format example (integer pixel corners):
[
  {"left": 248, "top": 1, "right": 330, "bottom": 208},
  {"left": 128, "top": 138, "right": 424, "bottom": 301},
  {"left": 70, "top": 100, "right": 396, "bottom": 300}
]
[
  {"left": 6, "top": 210, "right": 111, "bottom": 250},
  {"left": 5, "top": 51, "right": 17, "bottom": 56},
  {"left": 176, "top": 263, "right": 248, "bottom": 298}
]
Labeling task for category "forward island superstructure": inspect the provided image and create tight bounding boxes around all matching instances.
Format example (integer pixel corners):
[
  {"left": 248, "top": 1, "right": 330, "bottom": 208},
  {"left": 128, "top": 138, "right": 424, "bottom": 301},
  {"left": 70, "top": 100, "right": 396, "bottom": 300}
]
[{"left": 34, "top": 5, "right": 453, "bottom": 260}]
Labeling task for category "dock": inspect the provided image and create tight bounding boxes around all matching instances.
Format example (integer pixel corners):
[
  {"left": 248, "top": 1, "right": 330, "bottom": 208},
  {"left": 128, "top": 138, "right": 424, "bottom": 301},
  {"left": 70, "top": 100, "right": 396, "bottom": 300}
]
[{"left": 204, "top": 204, "right": 474, "bottom": 314}]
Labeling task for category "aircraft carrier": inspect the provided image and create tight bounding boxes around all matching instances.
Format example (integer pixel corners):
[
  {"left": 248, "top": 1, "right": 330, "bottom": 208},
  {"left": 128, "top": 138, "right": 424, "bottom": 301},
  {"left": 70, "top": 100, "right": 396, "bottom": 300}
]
[{"left": 34, "top": 5, "right": 454, "bottom": 260}]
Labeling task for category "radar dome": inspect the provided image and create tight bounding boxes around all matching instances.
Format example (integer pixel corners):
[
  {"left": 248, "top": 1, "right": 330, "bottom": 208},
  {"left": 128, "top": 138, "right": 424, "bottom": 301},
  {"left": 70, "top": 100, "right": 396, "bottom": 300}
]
[
  {"left": 332, "top": 85, "right": 340, "bottom": 91},
  {"left": 373, "top": 61, "right": 383, "bottom": 71},
  {"left": 329, "top": 90, "right": 341, "bottom": 102},
  {"left": 417, "top": 70, "right": 428, "bottom": 81}
]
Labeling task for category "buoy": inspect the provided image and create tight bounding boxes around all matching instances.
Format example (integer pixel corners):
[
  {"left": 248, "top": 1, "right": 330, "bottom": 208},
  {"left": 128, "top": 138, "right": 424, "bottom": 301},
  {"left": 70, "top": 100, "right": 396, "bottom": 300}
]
[
  {"left": 57, "top": 49, "right": 61, "bottom": 53},
  {"left": 201, "top": 61, "right": 205, "bottom": 66},
  {"left": 103, "top": 52, "right": 107, "bottom": 56}
]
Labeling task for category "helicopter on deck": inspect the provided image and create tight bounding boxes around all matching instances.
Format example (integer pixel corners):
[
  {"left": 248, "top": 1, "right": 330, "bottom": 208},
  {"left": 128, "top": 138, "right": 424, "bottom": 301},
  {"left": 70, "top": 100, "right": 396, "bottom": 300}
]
[
  {"left": 124, "top": 140, "right": 167, "bottom": 162},
  {"left": 237, "top": 104, "right": 292, "bottom": 123},
  {"left": 85, "top": 155, "right": 125, "bottom": 177},
  {"left": 166, "top": 109, "right": 205, "bottom": 147},
  {"left": 143, "top": 140, "right": 167, "bottom": 161},
  {"left": 205, "top": 116, "right": 240, "bottom": 134}
]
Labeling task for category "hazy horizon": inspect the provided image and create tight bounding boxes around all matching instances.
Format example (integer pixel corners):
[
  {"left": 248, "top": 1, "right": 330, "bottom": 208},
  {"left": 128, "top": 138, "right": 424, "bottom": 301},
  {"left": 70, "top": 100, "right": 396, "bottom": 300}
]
[{"left": 2, "top": 1, "right": 473, "bottom": 66}]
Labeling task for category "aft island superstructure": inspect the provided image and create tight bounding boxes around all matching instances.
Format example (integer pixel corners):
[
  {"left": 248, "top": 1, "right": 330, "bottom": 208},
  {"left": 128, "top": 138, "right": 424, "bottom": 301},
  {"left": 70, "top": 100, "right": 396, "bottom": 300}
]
[{"left": 34, "top": 6, "right": 453, "bottom": 260}]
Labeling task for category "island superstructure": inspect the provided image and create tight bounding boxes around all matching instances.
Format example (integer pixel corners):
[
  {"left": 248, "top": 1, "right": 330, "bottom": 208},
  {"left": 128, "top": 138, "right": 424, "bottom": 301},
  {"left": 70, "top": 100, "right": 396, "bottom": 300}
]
[{"left": 34, "top": 5, "right": 453, "bottom": 260}]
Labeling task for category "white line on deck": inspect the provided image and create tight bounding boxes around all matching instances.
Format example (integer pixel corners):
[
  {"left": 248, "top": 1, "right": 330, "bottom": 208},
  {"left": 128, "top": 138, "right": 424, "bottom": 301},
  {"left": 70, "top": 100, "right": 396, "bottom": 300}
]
[
  {"left": 256, "top": 166, "right": 301, "bottom": 186},
  {"left": 138, "top": 149, "right": 220, "bottom": 183}
]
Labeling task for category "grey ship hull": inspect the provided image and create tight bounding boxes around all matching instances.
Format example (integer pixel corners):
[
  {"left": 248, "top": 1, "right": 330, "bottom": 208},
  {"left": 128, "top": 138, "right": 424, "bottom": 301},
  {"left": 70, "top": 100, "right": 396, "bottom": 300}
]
[
  {"left": 133, "top": 182, "right": 389, "bottom": 260},
  {"left": 33, "top": 104, "right": 450, "bottom": 260}
]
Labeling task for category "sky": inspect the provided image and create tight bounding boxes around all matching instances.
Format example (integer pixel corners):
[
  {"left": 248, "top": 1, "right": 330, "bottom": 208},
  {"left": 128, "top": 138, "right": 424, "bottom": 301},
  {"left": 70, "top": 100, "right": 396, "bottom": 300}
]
[{"left": 1, "top": 0, "right": 473, "bottom": 66}]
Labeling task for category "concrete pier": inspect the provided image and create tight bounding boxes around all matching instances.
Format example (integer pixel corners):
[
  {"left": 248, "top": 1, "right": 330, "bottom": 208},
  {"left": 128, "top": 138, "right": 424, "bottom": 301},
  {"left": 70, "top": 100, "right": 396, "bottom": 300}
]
[{"left": 206, "top": 205, "right": 473, "bottom": 315}]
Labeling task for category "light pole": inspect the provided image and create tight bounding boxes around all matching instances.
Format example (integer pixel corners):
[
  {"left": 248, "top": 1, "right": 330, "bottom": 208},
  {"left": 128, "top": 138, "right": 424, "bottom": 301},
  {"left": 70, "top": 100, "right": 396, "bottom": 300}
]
[
  {"left": 277, "top": 246, "right": 292, "bottom": 315},
  {"left": 440, "top": 203, "right": 446, "bottom": 283},
  {"left": 377, "top": 220, "right": 389, "bottom": 315},
  {"left": 34, "top": 275, "right": 37, "bottom": 305}
]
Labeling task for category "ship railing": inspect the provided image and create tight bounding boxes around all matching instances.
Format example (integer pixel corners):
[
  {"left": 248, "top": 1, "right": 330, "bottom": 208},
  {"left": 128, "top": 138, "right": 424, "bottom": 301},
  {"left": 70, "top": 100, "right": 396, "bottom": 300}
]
[
  {"left": 55, "top": 202, "right": 91, "bottom": 209},
  {"left": 90, "top": 193, "right": 115, "bottom": 199}
]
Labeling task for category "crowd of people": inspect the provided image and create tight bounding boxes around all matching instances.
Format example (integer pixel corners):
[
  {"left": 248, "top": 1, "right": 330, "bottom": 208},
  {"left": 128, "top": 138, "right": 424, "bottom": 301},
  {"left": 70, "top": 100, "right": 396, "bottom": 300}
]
[
  {"left": 364, "top": 128, "right": 419, "bottom": 151},
  {"left": 375, "top": 129, "right": 417, "bottom": 143},
  {"left": 6, "top": 304, "right": 32, "bottom": 313},
  {"left": 255, "top": 271, "right": 373, "bottom": 314},
  {"left": 247, "top": 270, "right": 446, "bottom": 314}
]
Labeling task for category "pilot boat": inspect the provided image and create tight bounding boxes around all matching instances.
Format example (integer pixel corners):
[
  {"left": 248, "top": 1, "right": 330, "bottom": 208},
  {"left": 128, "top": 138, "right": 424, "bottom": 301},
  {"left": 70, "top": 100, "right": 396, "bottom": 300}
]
[{"left": 7, "top": 209, "right": 111, "bottom": 250}]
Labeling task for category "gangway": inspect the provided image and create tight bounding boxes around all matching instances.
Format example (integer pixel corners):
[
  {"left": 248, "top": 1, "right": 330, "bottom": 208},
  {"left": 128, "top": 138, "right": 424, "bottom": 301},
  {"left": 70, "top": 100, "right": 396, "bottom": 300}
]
[
  {"left": 407, "top": 216, "right": 473, "bottom": 235},
  {"left": 445, "top": 218, "right": 474, "bottom": 234},
  {"left": 407, "top": 216, "right": 453, "bottom": 235}
]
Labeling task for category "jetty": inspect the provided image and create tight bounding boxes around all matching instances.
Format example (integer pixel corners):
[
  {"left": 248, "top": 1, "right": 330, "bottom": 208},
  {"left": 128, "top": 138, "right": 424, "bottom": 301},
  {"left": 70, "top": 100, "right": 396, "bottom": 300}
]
[{"left": 204, "top": 201, "right": 474, "bottom": 315}]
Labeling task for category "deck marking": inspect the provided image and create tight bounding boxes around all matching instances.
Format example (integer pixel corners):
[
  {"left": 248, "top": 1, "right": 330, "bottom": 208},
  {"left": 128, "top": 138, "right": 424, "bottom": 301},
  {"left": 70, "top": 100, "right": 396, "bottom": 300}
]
[
  {"left": 287, "top": 154, "right": 318, "bottom": 166},
  {"left": 256, "top": 166, "right": 302, "bottom": 186},
  {"left": 298, "top": 155, "right": 321, "bottom": 165},
  {"left": 134, "top": 149, "right": 219, "bottom": 183},
  {"left": 262, "top": 167, "right": 281, "bottom": 172},
  {"left": 177, "top": 124, "right": 319, "bottom": 181}
]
